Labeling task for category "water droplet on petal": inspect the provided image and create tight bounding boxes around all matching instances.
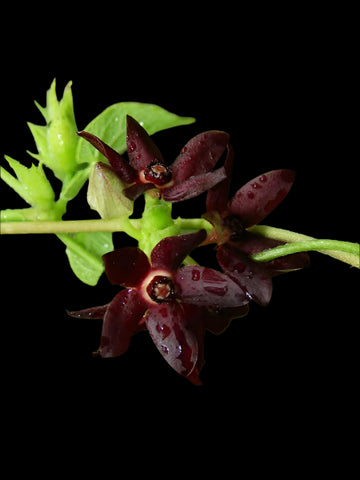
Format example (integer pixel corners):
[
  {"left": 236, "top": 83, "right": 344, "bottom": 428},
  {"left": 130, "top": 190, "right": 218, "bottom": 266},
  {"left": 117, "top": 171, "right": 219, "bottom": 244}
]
[
  {"left": 128, "top": 141, "right": 137, "bottom": 153},
  {"left": 192, "top": 269, "right": 200, "bottom": 281},
  {"left": 247, "top": 191, "right": 255, "bottom": 199}
]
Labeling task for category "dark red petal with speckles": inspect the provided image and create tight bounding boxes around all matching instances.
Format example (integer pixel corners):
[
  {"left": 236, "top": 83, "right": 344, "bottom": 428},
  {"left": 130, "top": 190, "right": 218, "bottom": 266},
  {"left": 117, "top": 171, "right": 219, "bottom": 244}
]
[
  {"left": 217, "top": 245, "right": 273, "bottom": 306},
  {"left": 77, "top": 131, "right": 137, "bottom": 184},
  {"left": 176, "top": 265, "right": 249, "bottom": 307},
  {"left": 229, "top": 169, "right": 295, "bottom": 228},
  {"left": 171, "top": 131, "right": 229, "bottom": 184},
  {"left": 103, "top": 247, "right": 151, "bottom": 286},
  {"left": 206, "top": 144, "right": 234, "bottom": 213},
  {"left": 145, "top": 302, "right": 200, "bottom": 384},
  {"left": 126, "top": 115, "right": 164, "bottom": 171},
  {"left": 163, "top": 167, "right": 227, "bottom": 202},
  {"left": 151, "top": 230, "right": 206, "bottom": 271},
  {"left": 98, "top": 289, "right": 147, "bottom": 358}
]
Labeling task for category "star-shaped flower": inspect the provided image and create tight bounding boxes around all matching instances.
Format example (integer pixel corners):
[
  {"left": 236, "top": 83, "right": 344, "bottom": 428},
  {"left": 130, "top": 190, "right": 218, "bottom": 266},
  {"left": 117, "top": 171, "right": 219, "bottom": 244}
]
[
  {"left": 205, "top": 148, "right": 310, "bottom": 306},
  {"left": 69, "top": 230, "right": 248, "bottom": 384},
  {"left": 77, "top": 115, "right": 229, "bottom": 202}
]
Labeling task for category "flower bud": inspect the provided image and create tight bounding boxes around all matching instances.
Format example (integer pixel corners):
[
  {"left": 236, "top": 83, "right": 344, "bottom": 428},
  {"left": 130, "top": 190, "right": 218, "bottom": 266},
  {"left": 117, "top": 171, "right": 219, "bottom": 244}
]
[
  {"left": 87, "top": 162, "right": 133, "bottom": 219},
  {"left": 28, "top": 80, "right": 79, "bottom": 182}
]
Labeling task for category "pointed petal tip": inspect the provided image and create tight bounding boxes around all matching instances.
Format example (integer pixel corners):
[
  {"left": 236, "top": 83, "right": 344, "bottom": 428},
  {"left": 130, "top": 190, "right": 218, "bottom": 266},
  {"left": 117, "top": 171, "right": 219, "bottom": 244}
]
[
  {"left": 67, "top": 304, "right": 108, "bottom": 319},
  {"left": 186, "top": 368, "right": 202, "bottom": 386}
]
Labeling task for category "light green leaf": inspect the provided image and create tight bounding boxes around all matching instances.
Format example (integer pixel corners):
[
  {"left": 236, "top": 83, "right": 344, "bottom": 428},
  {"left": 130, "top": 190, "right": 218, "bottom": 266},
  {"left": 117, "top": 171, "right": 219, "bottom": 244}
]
[
  {"left": 76, "top": 102, "right": 195, "bottom": 165},
  {"left": 58, "top": 231, "right": 114, "bottom": 286}
]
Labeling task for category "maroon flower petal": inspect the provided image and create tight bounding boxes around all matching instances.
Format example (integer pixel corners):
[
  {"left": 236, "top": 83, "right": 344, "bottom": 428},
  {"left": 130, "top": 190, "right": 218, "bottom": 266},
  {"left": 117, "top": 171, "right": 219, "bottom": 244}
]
[
  {"left": 206, "top": 143, "right": 234, "bottom": 213},
  {"left": 77, "top": 131, "right": 137, "bottom": 184},
  {"left": 228, "top": 169, "right": 295, "bottom": 228},
  {"left": 98, "top": 289, "right": 147, "bottom": 358},
  {"left": 176, "top": 265, "right": 249, "bottom": 308},
  {"left": 67, "top": 304, "right": 109, "bottom": 319},
  {"left": 233, "top": 232, "right": 311, "bottom": 274},
  {"left": 162, "top": 167, "right": 227, "bottom": 202},
  {"left": 103, "top": 247, "right": 151, "bottom": 286},
  {"left": 170, "top": 131, "right": 229, "bottom": 184},
  {"left": 124, "top": 182, "right": 154, "bottom": 201},
  {"left": 126, "top": 115, "right": 164, "bottom": 172},
  {"left": 151, "top": 230, "right": 207, "bottom": 271},
  {"left": 145, "top": 302, "right": 200, "bottom": 383},
  {"left": 203, "top": 304, "right": 249, "bottom": 335},
  {"left": 217, "top": 245, "right": 273, "bottom": 306}
]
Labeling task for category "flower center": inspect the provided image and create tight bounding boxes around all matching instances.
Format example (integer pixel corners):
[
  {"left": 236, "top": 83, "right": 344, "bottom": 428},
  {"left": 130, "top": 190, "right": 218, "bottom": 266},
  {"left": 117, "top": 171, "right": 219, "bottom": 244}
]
[
  {"left": 224, "top": 215, "right": 245, "bottom": 241},
  {"left": 143, "top": 161, "right": 172, "bottom": 186},
  {"left": 146, "top": 275, "right": 175, "bottom": 303}
]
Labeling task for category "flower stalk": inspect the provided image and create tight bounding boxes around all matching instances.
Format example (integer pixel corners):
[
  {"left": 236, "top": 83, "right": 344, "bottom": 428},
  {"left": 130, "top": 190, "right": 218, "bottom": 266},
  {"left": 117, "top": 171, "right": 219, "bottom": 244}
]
[{"left": 249, "top": 225, "right": 360, "bottom": 268}]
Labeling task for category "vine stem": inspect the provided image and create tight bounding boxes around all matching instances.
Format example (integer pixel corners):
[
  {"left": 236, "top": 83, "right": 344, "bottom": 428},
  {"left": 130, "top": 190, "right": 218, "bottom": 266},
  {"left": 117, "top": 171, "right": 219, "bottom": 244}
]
[{"left": 249, "top": 225, "right": 360, "bottom": 269}]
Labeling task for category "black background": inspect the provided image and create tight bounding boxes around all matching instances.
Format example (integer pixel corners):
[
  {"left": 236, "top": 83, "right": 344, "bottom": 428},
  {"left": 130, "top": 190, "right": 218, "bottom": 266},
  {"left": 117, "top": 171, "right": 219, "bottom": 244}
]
[{"left": 0, "top": 5, "right": 358, "bottom": 461}]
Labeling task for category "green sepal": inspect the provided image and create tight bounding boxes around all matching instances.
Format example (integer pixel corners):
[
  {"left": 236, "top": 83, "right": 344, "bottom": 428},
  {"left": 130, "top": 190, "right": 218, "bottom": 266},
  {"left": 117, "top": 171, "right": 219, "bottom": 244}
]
[{"left": 87, "top": 162, "right": 133, "bottom": 219}]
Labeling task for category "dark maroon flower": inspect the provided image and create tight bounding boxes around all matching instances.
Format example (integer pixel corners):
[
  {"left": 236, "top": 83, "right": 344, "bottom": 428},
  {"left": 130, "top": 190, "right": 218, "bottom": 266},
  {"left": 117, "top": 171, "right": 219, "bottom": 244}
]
[
  {"left": 68, "top": 230, "right": 249, "bottom": 384},
  {"left": 77, "top": 115, "right": 229, "bottom": 202},
  {"left": 204, "top": 149, "right": 310, "bottom": 305}
]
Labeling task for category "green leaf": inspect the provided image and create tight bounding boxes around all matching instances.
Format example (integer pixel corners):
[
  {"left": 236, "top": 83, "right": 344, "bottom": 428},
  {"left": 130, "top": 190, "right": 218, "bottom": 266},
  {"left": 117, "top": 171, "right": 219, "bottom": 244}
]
[
  {"left": 58, "top": 231, "right": 114, "bottom": 286},
  {"left": 76, "top": 102, "right": 195, "bottom": 165}
]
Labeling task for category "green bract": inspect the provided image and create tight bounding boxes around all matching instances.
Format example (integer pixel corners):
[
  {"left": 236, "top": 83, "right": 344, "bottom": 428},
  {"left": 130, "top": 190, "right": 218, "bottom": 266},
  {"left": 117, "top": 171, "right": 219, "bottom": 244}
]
[
  {"left": 87, "top": 162, "right": 133, "bottom": 219},
  {"left": 28, "top": 80, "right": 80, "bottom": 183}
]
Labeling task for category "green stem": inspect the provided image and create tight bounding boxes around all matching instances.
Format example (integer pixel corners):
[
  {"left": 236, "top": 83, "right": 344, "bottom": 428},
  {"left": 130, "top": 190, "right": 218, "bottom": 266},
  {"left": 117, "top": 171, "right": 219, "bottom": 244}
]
[
  {"left": 0, "top": 218, "right": 139, "bottom": 236},
  {"left": 175, "top": 217, "right": 213, "bottom": 235},
  {"left": 249, "top": 225, "right": 360, "bottom": 269}
]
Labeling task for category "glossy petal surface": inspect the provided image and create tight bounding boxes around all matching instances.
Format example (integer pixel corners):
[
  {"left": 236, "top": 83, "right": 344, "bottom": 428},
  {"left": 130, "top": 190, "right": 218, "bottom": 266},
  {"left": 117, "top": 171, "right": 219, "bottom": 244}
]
[
  {"left": 103, "top": 247, "right": 151, "bottom": 286},
  {"left": 163, "top": 167, "right": 227, "bottom": 202},
  {"left": 145, "top": 302, "right": 199, "bottom": 382},
  {"left": 126, "top": 115, "right": 164, "bottom": 171},
  {"left": 176, "top": 265, "right": 249, "bottom": 307},
  {"left": 229, "top": 169, "right": 295, "bottom": 227},
  {"left": 217, "top": 245, "right": 273, "bottom": 306},
  {"left": 151, "top": 230, "right": 206, "bottom": 271},
  {"left": 98, "top": 289, "right": 147, "bottom": 358},
  {"left": 171, "top": 131, "right": 229, "bottom": 183},
  {"left": 206, "top": 144, "right": 234, "bottom": 213},
  {"left": 77, "top": 131, "right": 137, "bottom": 183}
]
